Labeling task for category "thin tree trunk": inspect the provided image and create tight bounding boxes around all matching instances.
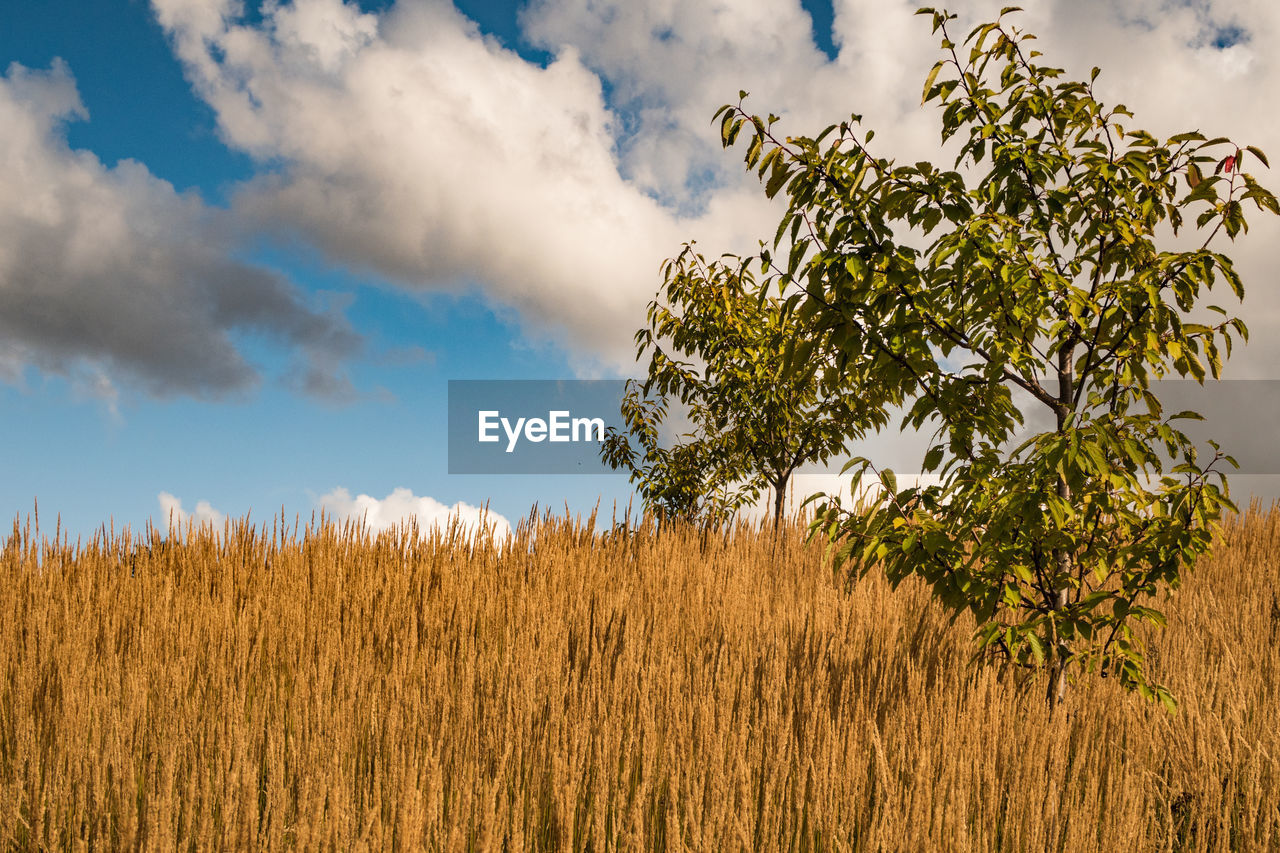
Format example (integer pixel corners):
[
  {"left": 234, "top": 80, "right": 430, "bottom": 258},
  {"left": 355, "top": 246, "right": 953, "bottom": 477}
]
[
  {"left": 1047, "top": 630, "right": 1069, "bottom": 708},
  {"left": 1050, "top": 334, "right": 1075, "bottom": 711},
  {"left": 772, "top": 474, "right": 789, "bottom": 534}
]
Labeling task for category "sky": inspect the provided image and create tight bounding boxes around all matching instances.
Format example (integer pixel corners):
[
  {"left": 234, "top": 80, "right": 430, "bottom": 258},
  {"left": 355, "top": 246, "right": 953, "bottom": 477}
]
[{"left": 2, "top": 0, "right": 1279, "bottom": 540}]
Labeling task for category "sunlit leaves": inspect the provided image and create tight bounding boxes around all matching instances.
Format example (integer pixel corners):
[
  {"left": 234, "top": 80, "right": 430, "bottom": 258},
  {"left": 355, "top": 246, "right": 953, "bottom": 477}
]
[
  {"left": 715, "top": 7, "right": 1277, "bottom": 709},
  {"left": 602, "top": 245, "right": 886, "bottom": 527}
]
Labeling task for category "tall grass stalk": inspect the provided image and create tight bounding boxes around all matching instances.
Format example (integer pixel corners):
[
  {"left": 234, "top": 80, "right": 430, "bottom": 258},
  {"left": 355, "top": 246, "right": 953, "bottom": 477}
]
[{"left": 2, "top": 504, "right": 1278, "bottom": 850}]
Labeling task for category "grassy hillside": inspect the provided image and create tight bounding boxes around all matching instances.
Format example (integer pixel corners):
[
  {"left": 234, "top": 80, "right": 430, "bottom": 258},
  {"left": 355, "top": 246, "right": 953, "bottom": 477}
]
[{"left": 2, "top": 504, "right": 1278, "bottom": 851}]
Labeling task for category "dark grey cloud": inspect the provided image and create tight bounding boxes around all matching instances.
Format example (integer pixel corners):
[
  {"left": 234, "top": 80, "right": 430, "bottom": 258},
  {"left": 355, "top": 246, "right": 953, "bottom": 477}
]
[{"left": 0, "top": 60, "right": 361, "bottom": 400}]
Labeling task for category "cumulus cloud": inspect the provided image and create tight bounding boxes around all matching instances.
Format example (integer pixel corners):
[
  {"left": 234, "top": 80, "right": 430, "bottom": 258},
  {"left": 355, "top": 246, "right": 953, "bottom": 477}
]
[
  {"left": 0, "top": 59, "right": 362, "bottom": 399},
  {"left": 518, "top": 0, "right": 977, "bottom": 209},
  {"left": 316, "top": 486, "right": 512, "bottom": 542},
  {"left": 157, "top": 491, "right": 226, "bottom": 528},
  {"left": 527, "top": 0, "right": 1280, "bottom": 374},
  {"left": 149, "top": 0, "right": 783, "bottom": 369},
  {"left": 143, "top": 0, "right": 1280, "bottom": 377},
  {"left": 521, "top": 0, "right": 845, "bottom": 205}
]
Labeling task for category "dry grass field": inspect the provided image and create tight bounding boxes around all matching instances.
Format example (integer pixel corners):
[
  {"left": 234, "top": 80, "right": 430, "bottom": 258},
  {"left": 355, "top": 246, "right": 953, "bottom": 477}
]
[{"left": 2, "top": 502, "right": 1279, "bottom": 851}]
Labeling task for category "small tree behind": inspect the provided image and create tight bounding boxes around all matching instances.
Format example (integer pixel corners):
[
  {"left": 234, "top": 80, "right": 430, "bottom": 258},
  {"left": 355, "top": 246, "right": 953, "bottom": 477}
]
[
  {"left": 602, "top": 245, "right": 886, "bottom": 529},
  {"left": 714, "top": 7, "right": 1278, "bottom": 707}
]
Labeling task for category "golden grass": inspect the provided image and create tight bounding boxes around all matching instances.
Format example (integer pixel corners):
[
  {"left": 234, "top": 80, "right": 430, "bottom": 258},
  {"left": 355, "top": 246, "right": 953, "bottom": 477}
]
[{"left": 2, "top": 502, "right": 1278, "bottom": 851}]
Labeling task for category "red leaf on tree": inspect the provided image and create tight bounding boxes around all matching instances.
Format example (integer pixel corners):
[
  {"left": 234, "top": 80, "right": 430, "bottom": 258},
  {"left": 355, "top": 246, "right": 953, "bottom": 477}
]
[{"left": 1224, "top": 154, "right": 1237, "bottom": 174}]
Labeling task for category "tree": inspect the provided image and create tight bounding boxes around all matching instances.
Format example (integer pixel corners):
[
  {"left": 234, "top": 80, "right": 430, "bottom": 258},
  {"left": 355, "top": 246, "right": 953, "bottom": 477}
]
[
  {"left": 601, "top": 384, "right": 744, "bottom": 526},
  {"left": 601, "top": 244, "right": 887, "bottom": 530},
  {"left": 714, "top": 7, "right": 1278, "bottom": 708}
]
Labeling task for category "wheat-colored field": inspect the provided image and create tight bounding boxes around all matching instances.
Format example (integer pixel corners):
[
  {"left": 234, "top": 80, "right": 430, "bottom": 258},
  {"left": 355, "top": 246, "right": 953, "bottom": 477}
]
[{"left": 1, "top": 502, "right": 1278, "bottom": 852}]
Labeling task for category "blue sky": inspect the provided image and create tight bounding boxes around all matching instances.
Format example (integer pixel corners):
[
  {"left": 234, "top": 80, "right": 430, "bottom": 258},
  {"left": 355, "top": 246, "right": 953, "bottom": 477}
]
[
  {"left": 2, "top": 0, "right": 1277, "bottom": 537},
  {"left": 0, "top": 0, "right": 642, "bottom": 535}
]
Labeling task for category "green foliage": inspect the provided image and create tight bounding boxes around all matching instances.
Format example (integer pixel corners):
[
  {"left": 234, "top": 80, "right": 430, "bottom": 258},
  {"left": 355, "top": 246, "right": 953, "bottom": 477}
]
[
  {"left": 601, "top": 246, "right": 886, "bottom": 527},
  {"left": 600, "top": 383, "right": 742, "bottom": 525},
  {"left": 714, "top": 7, "right": 1278, "bottom": 707}
]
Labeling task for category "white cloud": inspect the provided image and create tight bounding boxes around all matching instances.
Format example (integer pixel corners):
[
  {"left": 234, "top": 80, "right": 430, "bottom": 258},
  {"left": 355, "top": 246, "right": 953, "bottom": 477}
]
[
  {"left": 538, "top": 0, "right": 1280, "bottom": 371},
  {"left": 149, "top": 0, "right": 785, "bottom": 370},
  {"left": 521, "top": 0, "right": 841, "bottom": 203},
  {"left": 316, "top": 486, "right": 512, "bottom": 543},
  {"left": 0, "top": 59, "right": 362, "bottom": 398},
  {"left": 143, "top": 0, "right": 1280, "bottom": 378},
  {"left": 157, "top": 491, "right": 226, "bottom": 529}
]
